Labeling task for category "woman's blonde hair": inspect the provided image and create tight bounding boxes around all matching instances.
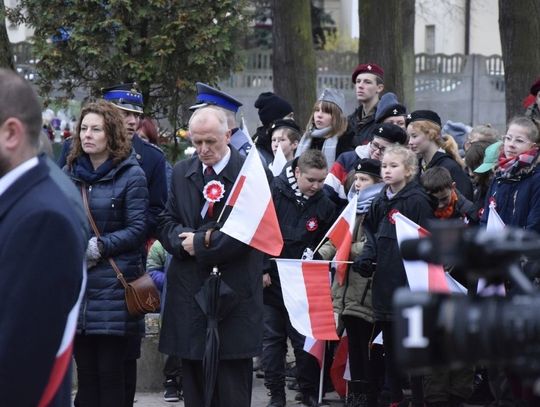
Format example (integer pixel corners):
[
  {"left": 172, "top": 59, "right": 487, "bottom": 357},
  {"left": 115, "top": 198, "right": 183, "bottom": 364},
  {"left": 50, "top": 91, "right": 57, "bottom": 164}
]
[
  {"left": 306, "top": 100, "right": 348, "bottom": 138},
  {"left": 383, "top": 145, "right": 418, "bottom": 181},
  {"left": 67, "top": 100, "right": 131, "bottom": 167},
  {"left": 411, "top": 120, "right": 465, "bottom": 168}
]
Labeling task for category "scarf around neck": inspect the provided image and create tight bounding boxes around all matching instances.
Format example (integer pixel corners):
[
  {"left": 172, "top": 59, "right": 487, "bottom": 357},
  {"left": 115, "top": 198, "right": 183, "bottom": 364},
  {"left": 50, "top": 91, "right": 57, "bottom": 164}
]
[
  {"left": 497, "top": 147, "right": 539, "bottom": 178},
  {"left": 295, "top": 126, "right": 338, "bottom": 167},
  {"left": 72, "top": 154, "right": 115, "bottom": 184}
]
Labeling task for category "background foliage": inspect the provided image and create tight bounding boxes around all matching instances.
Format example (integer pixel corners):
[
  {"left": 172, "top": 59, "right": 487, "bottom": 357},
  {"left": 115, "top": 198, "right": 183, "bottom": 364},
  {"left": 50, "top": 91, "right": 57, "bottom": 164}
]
[{"left": 7, "top": 0, "right": 248, "bottom": 130}]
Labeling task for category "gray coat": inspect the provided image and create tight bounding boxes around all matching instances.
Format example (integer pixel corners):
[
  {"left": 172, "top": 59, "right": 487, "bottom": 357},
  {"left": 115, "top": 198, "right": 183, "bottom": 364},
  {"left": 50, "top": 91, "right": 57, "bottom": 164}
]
[{"left": 157, "top": 147, "right": 264, "bottom": 360}]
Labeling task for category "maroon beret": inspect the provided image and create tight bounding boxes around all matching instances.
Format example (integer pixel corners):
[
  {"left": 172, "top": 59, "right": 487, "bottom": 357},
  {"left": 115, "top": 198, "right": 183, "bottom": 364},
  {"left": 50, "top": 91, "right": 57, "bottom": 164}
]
[
  {"left": 351, "top": 63, "right": 384, "bottom": 83},
  {"left": 530, "top": 77, "right": 540, "bottom": 96}
]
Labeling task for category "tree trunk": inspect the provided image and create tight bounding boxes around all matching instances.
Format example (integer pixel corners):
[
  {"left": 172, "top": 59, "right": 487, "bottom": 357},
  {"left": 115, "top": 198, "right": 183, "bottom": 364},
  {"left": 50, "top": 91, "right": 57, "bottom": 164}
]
[
  {"left": 401, "top": 0, "right": 415, "bottom": 110},
  {"left": 499, "top": 0, "right": 540, "bottom": 121},
  {"left": 271, "top": 0, "right": 316, "bottom": 128},
  {"left": 358, "top": 0, "right": 414, "bottom": 108},
  {"left": 0, "top": 3, "right": 15, "bottom": 70}
]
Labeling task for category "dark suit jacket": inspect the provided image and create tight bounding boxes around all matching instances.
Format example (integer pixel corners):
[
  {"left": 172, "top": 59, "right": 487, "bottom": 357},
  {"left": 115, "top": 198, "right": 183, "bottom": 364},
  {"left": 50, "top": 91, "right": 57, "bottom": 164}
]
[{"left": 0, "top": 158, "right": 85, "bottom": 406}]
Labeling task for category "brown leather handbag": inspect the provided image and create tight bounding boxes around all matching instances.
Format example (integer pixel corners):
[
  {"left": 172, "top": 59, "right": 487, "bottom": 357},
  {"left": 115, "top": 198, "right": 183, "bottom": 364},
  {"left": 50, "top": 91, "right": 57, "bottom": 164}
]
[{"left": 82, "top": 186, "right": 160, "bottom": 317}]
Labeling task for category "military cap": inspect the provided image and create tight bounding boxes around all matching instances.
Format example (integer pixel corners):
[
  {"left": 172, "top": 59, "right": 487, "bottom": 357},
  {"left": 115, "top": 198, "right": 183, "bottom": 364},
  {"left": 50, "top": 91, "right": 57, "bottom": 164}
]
[
  {"left": 352, "top": 62, "right": 384, "bottom": 83},
  {"left": 372, "top": 123, "right": 408, "bottom": 145},
  {"left": 101, "top": 83, "right": 144, "bottom": 114},
  {"left": 406, "top": 110, "right": 442, "bottom": 128},
  {"left": 190, "top": 82, "right": 242, "bottom": 113},
  {"left": 268, "top": 118, "right": 301, "bottom": 136}
]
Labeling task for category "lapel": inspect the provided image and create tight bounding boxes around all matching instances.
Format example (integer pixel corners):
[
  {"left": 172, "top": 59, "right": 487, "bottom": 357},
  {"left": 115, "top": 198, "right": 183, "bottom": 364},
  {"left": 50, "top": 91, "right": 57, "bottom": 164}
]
[
  {"left": 0, "top": 159, "right": 48, "bottom": 221},
  {"left": 183, "top": 148, "right": 245, "bottom": 225}
]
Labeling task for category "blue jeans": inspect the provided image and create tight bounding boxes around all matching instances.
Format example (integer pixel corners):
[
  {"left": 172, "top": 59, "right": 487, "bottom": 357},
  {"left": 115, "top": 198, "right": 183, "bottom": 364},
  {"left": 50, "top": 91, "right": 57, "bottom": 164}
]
[{"left": 261, "top": 304, "right": 319, "bottom": 394}]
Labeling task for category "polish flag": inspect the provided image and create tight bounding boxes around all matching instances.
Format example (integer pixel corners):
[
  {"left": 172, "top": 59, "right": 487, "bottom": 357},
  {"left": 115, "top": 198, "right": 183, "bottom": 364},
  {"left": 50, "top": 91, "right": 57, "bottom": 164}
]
[
  {"left": 303, "top": 336, "right": 325, "bottom": 368},
  {"left": 38, "top": 262, "right": 87, "bottom": 407},
  {"left": 275, "top": 259, "right": 338, "bottom": 340},
  {"left": 394, "top": 212, "right": 450, "bottom": 293},
  {"left": 220, "top": 148, "right": 284, "bottom": 256},
  {"left": 270, "top": 142, "right": 287, "bottom": 177},
  {"left": 330, "top": 330, "right": 349, "bottom": 397},
  {"left": 478, "top": 203, "right": 506, "bottom": 296},
  {"left": 323, "top": 194, "right": 357, "bottom": 286}
]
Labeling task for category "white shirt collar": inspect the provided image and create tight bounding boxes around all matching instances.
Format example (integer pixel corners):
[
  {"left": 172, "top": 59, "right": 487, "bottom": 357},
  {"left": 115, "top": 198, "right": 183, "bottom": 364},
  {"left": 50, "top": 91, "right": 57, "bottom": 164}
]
[
  {"left": 202, "top": 147, "right": 231, "bottom": 175},
  {"left": 0, "top": 156, "right": 39, "bottom": 197}
]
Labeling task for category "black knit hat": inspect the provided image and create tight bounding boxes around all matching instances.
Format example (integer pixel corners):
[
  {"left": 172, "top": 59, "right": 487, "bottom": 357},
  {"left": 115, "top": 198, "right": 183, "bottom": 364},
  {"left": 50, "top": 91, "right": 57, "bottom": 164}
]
[
  {"left": 372, "top": 123, "right": 408, "bottom": 145},
  {"left": 355, "top": 158, "right": 381, "bottom": 179},
  {"left": 406, "top": 110, "right": 442, "bottom": 127},
  {"left": 268, "top": 118, "right": 301, "bottom": 137},
  {"left": 255, "top": 92, "right": 293, "bottom": 127}
]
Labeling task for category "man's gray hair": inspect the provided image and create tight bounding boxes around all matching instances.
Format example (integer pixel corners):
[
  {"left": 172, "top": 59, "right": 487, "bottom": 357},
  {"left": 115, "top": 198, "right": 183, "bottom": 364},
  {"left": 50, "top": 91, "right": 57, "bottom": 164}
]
[{"left": 189, "top": 106, "right": 229, "bottom": 135}]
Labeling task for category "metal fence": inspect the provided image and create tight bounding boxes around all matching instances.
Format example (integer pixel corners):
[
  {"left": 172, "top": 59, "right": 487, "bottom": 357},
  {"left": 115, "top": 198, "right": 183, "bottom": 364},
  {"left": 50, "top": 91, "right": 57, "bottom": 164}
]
[{"left": 13, "top": 43, "right": 507, "bottom": 131}]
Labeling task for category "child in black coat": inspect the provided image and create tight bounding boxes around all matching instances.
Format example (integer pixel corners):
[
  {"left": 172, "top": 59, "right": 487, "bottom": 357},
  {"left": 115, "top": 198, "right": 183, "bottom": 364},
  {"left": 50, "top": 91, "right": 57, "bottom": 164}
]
[{"left": 353, "top": 145, "right": 434, "bottom": 407}]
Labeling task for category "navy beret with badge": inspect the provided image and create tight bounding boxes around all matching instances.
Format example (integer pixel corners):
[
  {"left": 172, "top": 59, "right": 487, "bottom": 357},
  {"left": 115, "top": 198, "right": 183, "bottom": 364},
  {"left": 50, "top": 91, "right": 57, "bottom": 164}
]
[
  {"left": 372, "top": 123, "right": 408, "bottom": 145},
  {"left": 190, "top": 82, "right": 242, "bottom": 113},
  {"left": 102, "top": 83, "right": 144, "bottom": 114},
  {"left": 406, "top": 110, "right": 442, "bottom": 128},
  {"left": 355, "top": 158, "right": 381, "bottom": 179},
  {"left": 375, "top": 92, "right": 407, "bottom": 123},
  {"left": 268, "top": 119, "right": 301, "bottom": 137}
]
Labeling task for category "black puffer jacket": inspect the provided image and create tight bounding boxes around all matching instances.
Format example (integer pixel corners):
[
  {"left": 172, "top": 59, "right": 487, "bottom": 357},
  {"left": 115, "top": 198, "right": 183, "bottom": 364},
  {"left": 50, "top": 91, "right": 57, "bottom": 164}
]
[
  {"left": 419, "top": 151, "right": 474, "bottom": 200},
  {"left": 359, "top": 181, "right": 434, "bottom": 321},
  {"left": 264, "top": 161, "right": 337, "bottom": 308},
  {"left": 66, "top": 152, "right": 149, "bottom": 336}
]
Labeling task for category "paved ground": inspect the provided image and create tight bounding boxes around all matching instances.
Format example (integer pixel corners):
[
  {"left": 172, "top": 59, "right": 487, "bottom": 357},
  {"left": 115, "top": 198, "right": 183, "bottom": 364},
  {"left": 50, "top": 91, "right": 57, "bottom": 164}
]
[{"left": 119, "top": 375, "right": 343, "bottom": 407}]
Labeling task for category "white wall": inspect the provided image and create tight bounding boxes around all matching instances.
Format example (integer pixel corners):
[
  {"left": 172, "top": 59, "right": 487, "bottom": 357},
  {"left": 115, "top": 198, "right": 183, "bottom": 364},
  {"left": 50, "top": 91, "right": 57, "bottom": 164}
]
[
  {"left": 3, "top": 0, "right": 34, "bottom": 43},
  {"left": 414, "top": 0, "right": 500, "bottom": 55}
]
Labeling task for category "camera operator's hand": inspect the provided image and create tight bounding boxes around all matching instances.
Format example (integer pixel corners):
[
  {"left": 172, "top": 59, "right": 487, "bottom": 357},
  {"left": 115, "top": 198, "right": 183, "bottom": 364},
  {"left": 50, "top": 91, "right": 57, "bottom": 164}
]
[{"left": 352, "top": 258, "right": 375, "bottom": 277}]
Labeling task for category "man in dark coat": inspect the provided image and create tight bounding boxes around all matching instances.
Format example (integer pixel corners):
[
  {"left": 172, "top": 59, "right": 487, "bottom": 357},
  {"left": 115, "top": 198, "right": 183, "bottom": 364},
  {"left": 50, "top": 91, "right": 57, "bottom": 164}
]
[
  {"left": 158, "top": 106, "right": 264, "bottom": 407},
  {"left": 0, "top": 68, "right": 86, "bottom": 406}
]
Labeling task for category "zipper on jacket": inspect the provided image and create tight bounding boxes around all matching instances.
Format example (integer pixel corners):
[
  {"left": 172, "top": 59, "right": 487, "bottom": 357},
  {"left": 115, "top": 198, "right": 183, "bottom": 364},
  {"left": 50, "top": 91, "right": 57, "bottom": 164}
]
[{"left": 360, "top": 279, "right": 371, "bottom": 306}]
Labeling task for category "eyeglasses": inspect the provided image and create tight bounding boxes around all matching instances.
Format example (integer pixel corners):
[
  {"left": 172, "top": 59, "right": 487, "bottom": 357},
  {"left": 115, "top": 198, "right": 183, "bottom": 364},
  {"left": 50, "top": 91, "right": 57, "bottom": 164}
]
[
  {"left": 370, "top": 141, "right": 386, "bottom": 153},
  {"left": 503, "top": 135, "right": 533, "bottom": 145}
]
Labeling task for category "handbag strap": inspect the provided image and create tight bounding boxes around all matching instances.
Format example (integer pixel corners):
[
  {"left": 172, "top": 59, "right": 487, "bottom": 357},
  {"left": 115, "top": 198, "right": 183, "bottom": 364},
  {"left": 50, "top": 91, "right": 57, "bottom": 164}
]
[{"left": 81, "top": 185, "right": 129, "bottom": 289}]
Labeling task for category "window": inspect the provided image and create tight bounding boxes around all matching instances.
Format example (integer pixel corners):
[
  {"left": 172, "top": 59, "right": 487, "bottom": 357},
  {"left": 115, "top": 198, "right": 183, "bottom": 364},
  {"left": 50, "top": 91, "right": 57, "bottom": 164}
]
[{"left": 425, "top": 25, "right": 435, "bottom": 54}]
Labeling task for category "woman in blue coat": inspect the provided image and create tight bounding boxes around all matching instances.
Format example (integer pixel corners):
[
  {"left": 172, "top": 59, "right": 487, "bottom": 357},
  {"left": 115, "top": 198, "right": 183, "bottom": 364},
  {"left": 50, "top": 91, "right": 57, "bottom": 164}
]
[
  {"left": 65, "top": 100, "right": 149, "bottom": 407},
  {"left": 481, "top": 116, "right": 540, "bottom": 232}
]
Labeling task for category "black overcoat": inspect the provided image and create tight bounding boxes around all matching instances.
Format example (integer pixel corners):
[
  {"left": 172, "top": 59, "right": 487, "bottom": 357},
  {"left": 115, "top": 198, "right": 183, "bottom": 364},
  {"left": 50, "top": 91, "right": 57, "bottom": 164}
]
[{"left": 158, "top": 147, "right": 264, "bottom": 360}]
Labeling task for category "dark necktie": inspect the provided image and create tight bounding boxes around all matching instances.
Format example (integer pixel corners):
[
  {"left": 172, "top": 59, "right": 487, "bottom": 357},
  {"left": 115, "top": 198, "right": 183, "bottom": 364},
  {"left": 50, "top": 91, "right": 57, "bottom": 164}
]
[{"left": 204, "top": 166, "right": 215, "bottom": 183}]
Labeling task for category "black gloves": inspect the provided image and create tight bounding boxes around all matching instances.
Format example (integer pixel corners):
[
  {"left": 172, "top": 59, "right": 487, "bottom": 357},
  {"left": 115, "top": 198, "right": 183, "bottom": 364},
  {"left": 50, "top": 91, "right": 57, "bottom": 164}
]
[{"left": 352, "top": 257, "right": 376, "bottom": 277}]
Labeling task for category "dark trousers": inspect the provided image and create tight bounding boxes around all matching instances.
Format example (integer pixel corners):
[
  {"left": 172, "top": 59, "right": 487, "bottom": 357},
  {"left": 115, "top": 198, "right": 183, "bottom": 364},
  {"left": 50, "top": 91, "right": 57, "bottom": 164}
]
[
  {"left": 378, "top": 321, "right": 424, "bottom": 405},
  {"left": 261, "top": 303, "right": 320, "bottom": 395},
  {"left": 163, "top": 354, "right": 183, "bottom": 387},
  {"left": 181, "top": 358, "right": 252, "bottom": 407},
  {"left": 342, "top": 315, "right": 379, "bottom": 394},
  {"left": 74, "top": 334, "right": 129, "bottom": 407},
  {"left": 123, "top": 335, "right": 141, "bottom": 407}
]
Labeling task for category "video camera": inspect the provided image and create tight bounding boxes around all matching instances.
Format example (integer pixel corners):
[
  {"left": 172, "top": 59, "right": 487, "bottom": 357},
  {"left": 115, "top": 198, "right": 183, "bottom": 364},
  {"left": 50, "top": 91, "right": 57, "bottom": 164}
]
[{"left": 393, "top": 221, "right": 540, "bottom": 375}]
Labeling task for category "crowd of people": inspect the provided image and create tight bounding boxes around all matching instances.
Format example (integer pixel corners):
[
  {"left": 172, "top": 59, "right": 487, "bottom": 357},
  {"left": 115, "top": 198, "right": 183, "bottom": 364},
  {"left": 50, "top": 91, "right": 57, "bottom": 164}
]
[{"left": 2, "top": 61, "right": 540, "bottom": 407}]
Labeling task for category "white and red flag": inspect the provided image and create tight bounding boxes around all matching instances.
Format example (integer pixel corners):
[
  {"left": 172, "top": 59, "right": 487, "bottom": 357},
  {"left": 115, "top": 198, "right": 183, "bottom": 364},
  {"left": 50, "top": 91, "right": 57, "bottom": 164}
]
[
  {"left": 220, "top": 148, "right": 283, "bottom": 256},
  {"left": 270, "top": 142, "right": 287, "bottom": 177},
  {"left": 303, "top": 336, "right": 325, "bottom": 367},
  {"left": 394, "top": 212, "right": 450, "bottom": 293},
  {"left": 275, "top": 259, "right": 338, "bottom": 340},
  {"left": 322, "top": 194, "right": 357, "bottom": 286},
  {"left": 329, "top": 330, "right": 349, "bottom": 397},
  {"left": 478, "top": 203, "right": 506, "bottom": 296}
]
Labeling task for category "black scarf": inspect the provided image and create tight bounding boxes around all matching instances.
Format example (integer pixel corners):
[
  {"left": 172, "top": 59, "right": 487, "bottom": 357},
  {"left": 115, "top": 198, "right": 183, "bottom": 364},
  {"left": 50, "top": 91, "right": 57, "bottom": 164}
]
[{"left": 72, "top": 154, "right": 115, "bottom": 184}]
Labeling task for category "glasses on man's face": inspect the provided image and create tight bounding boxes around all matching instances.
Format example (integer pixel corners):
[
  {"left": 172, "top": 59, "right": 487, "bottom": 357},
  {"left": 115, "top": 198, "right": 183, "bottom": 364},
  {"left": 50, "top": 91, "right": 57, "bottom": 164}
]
[{"left": 371, "top": 141, "right": 386, "bottom": 153}]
